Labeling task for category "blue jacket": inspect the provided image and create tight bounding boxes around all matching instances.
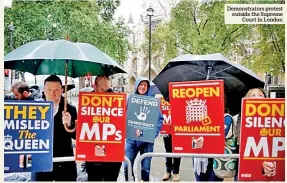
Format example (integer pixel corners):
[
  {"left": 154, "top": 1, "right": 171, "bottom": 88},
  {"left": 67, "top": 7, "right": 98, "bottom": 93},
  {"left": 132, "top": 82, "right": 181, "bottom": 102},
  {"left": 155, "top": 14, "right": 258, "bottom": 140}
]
[
  {"left": 127, "top": 77, "right": 163, "bottom": 145},
  {"left": 224, "top": 114, "right": 233, "bottom": 137}
]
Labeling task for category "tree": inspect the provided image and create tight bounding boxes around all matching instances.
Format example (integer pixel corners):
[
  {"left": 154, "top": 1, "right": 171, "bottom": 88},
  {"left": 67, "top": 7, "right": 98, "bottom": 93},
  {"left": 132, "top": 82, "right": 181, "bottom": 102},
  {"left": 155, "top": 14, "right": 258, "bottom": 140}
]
[
  {"left": 144, "top": 0, "right": 284, "bottom": 75},
  {"left": 4, "top": 0, "right": 130, "bottom": 65},
  {"left": 141, "top": 23, "right": 177, "bottom": 68},
  {"left": 144, "top": 0, "right": 251, "bottom": 68},
  {"left": 233, "top": 0, "right": 285, "bottom": 75},
  {"left": 97, "top": 0, "right": 120, "bottom": 22},
  {"left": 242, "top": 25, "right": 285, "bottom": 75}
]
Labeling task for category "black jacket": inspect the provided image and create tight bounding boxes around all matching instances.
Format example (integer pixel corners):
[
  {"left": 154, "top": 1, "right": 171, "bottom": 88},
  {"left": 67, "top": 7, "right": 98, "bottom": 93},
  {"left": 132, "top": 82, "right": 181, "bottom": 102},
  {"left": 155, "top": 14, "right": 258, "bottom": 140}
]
[
  {"left": 91, "top": 88, "right": 113, "bottom": 92},
  {"left": 52, "top": 96, "right": 77, "bottom": 157}
]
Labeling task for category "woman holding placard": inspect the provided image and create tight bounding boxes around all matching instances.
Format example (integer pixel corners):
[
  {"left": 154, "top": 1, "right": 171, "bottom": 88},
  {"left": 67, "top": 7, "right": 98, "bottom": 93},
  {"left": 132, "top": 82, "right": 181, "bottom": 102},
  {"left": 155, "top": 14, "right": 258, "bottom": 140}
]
[{"left": 233, "top": 88, "right": 269, "bottom": 181}]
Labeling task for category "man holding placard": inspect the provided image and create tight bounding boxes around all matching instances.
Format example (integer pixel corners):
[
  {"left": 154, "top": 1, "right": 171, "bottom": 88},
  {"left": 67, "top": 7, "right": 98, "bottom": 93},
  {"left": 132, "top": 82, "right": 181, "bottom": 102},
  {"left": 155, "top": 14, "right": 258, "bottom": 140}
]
[
  {"left": 31, "top": 75, "right": 78, "bottom": 181},
  {"left": 124, "top": 77, "right": 163, "bottom": 181},
  {"left": 4, "top": 100, "right": 53, "bottom": 174},
  {"left": 78, "top": 76, "right": 126, "bottom": 182}
]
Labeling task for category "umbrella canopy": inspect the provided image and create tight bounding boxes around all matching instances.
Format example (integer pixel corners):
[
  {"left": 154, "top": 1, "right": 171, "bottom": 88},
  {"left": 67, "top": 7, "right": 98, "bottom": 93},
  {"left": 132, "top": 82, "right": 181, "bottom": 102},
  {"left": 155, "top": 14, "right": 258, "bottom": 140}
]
[
  {"left": 4, "top": 39, "right": 126, "bottom": 133},
  {"left": 150, "top": 82, "right": 161, "bottom": 95},
  {"left": 4, "top": 40, "right": 126, "bottom": 77},
  {"left": 152, "top": 53, "right": 265, "bottom": 115}
]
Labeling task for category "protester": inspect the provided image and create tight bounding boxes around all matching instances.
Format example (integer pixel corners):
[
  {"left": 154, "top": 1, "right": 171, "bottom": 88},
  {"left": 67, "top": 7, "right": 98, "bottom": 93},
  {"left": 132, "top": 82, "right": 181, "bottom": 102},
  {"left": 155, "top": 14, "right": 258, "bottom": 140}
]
[
  {"left": 31, "top": 75, "right": 77, "bottom": 181},
  {"left": 192, "top": 107, "right": 235, "bottom": 182},
  {"left": 124, "top": 78, "right": 164, "bottom": 182},
  {"left": 224, "top": 108, "right": 233, "bottom": 137},
  {"left": 84, "top": 76, "right": 122, "bottom": 181},
  {"left": 233, "top": 87, "right": 267, "bottom": 181},
  {"left": 162, "top": 134, "right": 181, "bottom": 182},
  {"left": 7, "top": 81, "right": 42, "bottom": 100}
]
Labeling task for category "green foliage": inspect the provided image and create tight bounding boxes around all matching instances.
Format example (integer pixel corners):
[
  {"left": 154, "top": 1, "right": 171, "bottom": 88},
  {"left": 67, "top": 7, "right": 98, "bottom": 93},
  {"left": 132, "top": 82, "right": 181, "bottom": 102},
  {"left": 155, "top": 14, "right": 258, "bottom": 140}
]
[
  {"left": 246, "top": 25, "right": 285, "bottom": 75},
  {"left": 144, "top": 0, "right": 251, "bottom": 68},
  {"left": 4, "top": 0, "right": 130, "bottom": 64},
  {"left": 97, "top": 0, "right": 121, "bottom": 21}
]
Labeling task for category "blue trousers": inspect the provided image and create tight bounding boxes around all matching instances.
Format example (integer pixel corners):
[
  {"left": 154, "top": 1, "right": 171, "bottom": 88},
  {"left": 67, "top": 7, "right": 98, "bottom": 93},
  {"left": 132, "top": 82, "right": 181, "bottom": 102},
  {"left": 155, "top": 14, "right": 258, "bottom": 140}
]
[{"left": 124, "top": 139, "right": 154, "bottom": 181}]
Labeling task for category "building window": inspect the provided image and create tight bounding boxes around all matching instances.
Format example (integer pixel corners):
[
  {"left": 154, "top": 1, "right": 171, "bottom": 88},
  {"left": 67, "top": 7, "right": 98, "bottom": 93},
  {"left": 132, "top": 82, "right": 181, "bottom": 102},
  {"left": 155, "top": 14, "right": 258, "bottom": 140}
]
[{"left": 132, "top": 58, "right": 137, "bottom": 73}]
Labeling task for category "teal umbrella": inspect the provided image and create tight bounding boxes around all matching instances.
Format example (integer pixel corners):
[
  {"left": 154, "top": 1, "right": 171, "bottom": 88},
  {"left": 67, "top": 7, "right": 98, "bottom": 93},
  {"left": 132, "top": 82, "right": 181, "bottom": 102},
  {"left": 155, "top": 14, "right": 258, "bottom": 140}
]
[
  {"left": 4, "top": 40, "right": 126, "bottom": 77},
  {"left": 4, "top": 40, "right": 126, "bottom": 132}
]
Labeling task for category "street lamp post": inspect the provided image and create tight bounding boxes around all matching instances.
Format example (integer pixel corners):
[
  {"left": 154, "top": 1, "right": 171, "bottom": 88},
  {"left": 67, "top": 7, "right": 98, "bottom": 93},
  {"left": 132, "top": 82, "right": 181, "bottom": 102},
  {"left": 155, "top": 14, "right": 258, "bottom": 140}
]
[
  {"left": 8, "top": 21, "right": 14, "bottom": 85},
  {"left": 147, "top": 6, "right": 154, "bottom": 80}
]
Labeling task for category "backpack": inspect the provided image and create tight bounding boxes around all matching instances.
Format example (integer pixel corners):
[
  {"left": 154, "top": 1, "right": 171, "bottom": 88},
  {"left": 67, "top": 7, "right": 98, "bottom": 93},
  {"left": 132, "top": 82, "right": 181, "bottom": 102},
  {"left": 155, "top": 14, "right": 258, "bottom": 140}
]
[{"left": 213, "top": 114, "right": 238, "bottom": 179}]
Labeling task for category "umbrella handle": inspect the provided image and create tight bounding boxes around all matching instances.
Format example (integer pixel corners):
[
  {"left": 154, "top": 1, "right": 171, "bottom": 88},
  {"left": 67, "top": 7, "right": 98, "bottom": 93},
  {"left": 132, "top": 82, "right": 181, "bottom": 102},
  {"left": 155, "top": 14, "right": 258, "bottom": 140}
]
[
  {"left": 64, "top": 60, "right": 76, "bottom": 133},
  {"left": 64, "top": 123, "right": 76, "bottom": 133}
]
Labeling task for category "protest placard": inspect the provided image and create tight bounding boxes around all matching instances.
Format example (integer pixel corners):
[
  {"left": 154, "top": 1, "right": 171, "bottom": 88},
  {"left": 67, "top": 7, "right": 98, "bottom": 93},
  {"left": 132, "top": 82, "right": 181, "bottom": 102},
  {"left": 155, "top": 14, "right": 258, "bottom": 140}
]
[
  {"left": 4, "top": 101, "right": 54, "bottom": 173},
  {"left": 169, "top": 80, "right": 225, "bottom": 154},
  {"left": 76, "top": 92, "right": 126, "bottom": 162},
  {"left": 238, "top": 98, "right": 285, "bottom": 181},
  {"left": 159, "top": 97, "right": 171, "bottom": 135},
  {"left": 126, "top": 94, "right": 160, "bottom": 143}
]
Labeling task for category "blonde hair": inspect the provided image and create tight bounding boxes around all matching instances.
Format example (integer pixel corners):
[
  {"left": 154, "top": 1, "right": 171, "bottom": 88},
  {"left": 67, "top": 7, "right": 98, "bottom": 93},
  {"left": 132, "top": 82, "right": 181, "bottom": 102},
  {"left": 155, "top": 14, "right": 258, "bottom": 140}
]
[{"left": 245, "top": 88, "right": 267, "bottom": 98}]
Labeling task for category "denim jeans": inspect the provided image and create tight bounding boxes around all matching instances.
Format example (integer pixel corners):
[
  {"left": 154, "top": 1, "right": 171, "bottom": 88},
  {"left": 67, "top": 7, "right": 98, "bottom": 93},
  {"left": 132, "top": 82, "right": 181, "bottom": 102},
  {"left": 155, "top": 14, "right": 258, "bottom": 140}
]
[{"left": 124, "top": 139, "right": 154, "bottom": 181}]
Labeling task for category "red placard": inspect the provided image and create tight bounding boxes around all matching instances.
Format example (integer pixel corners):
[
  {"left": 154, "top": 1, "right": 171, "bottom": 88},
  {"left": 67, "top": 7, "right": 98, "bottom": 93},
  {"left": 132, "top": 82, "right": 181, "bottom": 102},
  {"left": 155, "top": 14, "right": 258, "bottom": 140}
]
[
  {"left": 169, "top": 80, "right": 225, "bottom": 154},
  {"left": 238, "top": 98, "right": 285, "bottom": 181},
  {"left": 160, "top": 97, "right": 171, "bottom": 135},
  {"left": 76, "top": 92, "right": 126, "bottom": 162}
]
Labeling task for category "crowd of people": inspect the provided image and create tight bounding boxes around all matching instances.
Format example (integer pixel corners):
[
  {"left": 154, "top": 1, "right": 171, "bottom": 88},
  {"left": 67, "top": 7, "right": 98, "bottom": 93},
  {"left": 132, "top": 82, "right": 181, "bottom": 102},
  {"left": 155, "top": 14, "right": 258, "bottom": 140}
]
[{"left": 4, "top": 75, "right": 274, "bottom": 182}]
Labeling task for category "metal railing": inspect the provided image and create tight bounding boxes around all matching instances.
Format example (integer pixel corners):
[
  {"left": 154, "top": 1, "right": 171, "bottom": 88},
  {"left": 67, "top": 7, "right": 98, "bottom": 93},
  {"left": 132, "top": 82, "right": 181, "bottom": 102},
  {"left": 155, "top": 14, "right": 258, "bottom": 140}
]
[
  {"left": 53, "top": 156, "right": 133, "bottom": 181},
  {"left": 135, "top": 153, "right": 239, "bottom": 181}
]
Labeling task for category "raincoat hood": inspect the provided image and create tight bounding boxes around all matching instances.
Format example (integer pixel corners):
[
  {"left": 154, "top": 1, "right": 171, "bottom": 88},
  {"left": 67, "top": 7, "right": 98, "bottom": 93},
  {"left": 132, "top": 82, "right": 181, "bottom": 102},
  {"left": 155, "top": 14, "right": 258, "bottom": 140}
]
[
  {"left": 126, "top": 77, "right": 164, "bottom": 144},
  {"left": 134, "top": 77, "right": 154, "bottom": 97}
]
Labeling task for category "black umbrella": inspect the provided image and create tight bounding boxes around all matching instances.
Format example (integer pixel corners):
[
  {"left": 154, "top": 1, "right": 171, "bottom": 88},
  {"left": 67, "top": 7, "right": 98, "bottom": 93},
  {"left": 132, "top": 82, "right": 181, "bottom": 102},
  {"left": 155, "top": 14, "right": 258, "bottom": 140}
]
[{"left": 152, "top": 53, "right": 265, "bottom": 115}]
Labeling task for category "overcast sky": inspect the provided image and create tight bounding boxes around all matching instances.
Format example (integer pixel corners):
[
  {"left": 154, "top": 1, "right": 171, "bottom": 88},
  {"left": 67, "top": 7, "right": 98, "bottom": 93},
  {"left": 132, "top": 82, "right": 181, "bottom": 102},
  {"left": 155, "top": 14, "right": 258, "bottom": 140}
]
[{"left": 115, "top": 0, "right": 147, "bottom": 23}]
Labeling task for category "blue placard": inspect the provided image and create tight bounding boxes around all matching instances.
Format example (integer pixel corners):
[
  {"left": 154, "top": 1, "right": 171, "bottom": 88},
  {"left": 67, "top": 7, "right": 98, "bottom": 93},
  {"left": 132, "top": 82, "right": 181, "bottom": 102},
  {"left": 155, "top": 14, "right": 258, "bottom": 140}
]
[
  {"left": 126, "top": 94, "right": 160, "bottom": 143},
  {"left": 4, "top": 100, "right": 54, "bottom": 173}
]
